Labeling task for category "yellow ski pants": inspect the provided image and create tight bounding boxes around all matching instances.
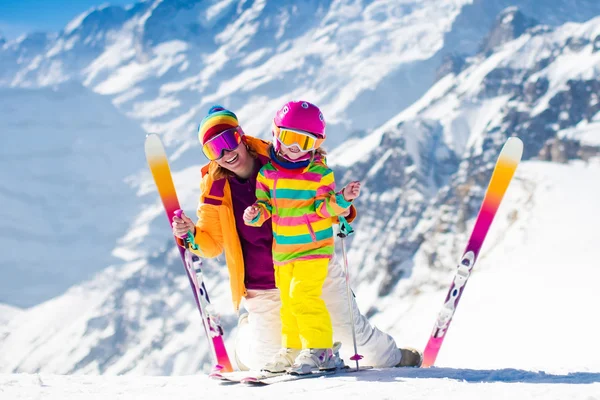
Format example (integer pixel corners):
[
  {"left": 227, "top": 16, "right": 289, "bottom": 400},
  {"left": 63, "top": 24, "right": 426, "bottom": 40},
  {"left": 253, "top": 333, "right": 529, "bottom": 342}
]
[{"left": 275, "top": 258, "right": 333, "bottom": 349}]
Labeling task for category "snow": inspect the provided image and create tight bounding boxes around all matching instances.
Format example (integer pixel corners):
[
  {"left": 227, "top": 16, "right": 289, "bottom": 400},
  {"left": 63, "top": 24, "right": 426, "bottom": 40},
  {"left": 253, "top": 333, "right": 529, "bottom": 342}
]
[
  {"left": 0, "top": 303, "right": 22, "bottom": 327},
  {"left": 1, "top": 369, "right": 598, "bottom": 399},
  {"left": 2, "top": 2, "right": 600, "bottom": 397},
  {"left": 332, "top": 13, "right": 600, "bottom": 167},
  {"left": 64, "top": 8, "right": 95, "bottom": 35},
  {"left": 367, "top": 160, "right": 600, "bottom": 373}
]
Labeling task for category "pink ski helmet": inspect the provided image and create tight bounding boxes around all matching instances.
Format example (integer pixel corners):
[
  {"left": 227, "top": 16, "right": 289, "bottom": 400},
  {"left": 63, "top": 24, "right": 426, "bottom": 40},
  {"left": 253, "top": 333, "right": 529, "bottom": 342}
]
[
  {"left": 272, "top": 101, "right": 326, "bottom": 160},
  {"left": 273, "top": 100, "right": 326, "bottom": 137}
]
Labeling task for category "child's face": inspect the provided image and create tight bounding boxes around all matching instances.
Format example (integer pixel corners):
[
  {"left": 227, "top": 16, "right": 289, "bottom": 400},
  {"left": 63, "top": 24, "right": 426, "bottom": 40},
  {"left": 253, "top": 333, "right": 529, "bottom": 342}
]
[{"left": 280, "top": 144, "right": 309, "bottom": 160}]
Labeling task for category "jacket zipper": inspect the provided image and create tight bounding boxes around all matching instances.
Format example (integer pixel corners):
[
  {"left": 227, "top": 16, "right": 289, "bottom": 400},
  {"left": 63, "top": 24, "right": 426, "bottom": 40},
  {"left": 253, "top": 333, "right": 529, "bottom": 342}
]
[
  {"left": 272, "top": 176, "right": 279, "bottom": 236},
  {"left": 304, "top": 214, "right": 317, "bottom": 242}
]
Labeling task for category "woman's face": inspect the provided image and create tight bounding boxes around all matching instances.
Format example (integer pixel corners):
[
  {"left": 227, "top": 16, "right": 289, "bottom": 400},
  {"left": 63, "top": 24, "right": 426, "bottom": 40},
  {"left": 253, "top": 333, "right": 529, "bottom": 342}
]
[{"left": 215, "top": 142, "right": 254, "bottom": 178}]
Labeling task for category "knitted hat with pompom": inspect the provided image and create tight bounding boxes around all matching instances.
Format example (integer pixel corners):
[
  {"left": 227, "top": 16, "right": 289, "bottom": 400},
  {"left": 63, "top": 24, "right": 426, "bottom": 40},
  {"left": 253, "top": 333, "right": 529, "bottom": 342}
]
[{"left": 198, "top": 105, "right": 239, "bottom": 145}]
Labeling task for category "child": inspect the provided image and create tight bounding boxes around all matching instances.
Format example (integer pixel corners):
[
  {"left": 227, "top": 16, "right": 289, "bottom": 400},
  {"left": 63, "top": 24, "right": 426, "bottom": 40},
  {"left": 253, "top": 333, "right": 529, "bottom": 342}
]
[{"left": 243, "top": 101, "right": 361, "bottom": 374}]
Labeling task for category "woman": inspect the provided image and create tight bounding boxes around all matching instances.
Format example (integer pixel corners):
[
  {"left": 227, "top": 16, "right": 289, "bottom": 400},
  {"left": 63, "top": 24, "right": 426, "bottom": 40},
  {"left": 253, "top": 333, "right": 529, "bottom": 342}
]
[{"left": 172, "top": 105, "right": 421, "bottom": 371}]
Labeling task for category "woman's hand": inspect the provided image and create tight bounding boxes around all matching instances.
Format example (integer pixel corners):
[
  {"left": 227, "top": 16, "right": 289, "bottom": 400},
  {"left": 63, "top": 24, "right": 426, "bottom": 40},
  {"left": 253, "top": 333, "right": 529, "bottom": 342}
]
[{"left": 172, "top": 211, "right": 195, "bottom": 238}]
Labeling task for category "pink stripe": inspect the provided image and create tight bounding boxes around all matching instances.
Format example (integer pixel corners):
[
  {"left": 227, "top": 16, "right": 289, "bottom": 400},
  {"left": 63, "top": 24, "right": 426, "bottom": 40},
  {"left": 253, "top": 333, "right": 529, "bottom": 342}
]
[
  {"left": 203, "top": 197, "right": 222, "bottom": 205},
  {"left": 273, "top": 213, "right": 323, "bottom": 226},
  {"left": 256, "top": 181, "right": 269, "bottom": 191},
  {"left": 316, "top": 185, "right": 335, "bottom": 197},
  {"left": 318, "top": 209, "right": 332, "bottom": 218},
  {"left": 315, "top": 201, "right": 332, "bottom": 218},
  {"left": 208, "top": 179, "right": 226, "bottom": 198},
  {"left": 263, "top": 169, "right": 322, "bottom": 182}
]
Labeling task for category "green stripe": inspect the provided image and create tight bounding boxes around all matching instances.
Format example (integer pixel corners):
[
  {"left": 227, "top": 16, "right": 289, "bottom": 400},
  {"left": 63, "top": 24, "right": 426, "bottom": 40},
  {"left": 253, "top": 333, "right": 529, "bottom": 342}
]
[
  {"left": 256, "top": 200, "right": 272, "bottom": 212},
  {"left": 256, "top": 189, "right": 270, "bottom": 198},
  {"left": 273, "top": 232, "right": 315, "bottom": 245},
  {"left": 313, "top": 227, "right": 333, "bottom": 239},
  {"left": 274, "top": 189, "right": 315, "bottom": 199},
  {"left": 335, "top": 193, "right": 352, "bottom": 208},
  {"left": 273, "top": 228, "right": 333, "bottom": 244},
  {"left": 275, "top": 206, "right": 315, "bottom": 217},
  {"left": 309, "top": 164, "right": 329, "bottom": 174},
  {"left": 274, "top": 245, "right": 335, "bottom": 262}
]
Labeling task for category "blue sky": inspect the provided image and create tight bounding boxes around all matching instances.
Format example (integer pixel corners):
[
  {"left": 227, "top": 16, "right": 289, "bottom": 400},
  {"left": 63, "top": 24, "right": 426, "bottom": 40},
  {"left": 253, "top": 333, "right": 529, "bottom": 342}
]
[{"left": 0, "top": 0, "right": 136, "bottom": 40}]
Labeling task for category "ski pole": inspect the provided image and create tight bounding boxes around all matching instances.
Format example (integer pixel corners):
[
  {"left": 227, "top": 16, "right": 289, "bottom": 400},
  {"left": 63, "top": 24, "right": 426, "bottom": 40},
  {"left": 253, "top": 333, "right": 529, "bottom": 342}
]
[{"left": 337, "top": 216, "right": 363, "bottom": 370}]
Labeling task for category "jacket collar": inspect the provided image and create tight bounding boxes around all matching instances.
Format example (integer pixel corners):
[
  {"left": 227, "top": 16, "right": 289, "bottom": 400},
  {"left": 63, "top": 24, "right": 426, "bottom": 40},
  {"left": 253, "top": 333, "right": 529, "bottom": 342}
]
[{"left": 269, "top": 146, "right": 311, "bottom": 171}]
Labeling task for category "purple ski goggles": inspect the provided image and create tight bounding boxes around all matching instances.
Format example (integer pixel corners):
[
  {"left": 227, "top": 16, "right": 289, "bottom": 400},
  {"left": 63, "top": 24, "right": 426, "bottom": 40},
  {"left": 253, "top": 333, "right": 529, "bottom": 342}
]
[{"left": 201, "top": 127, "right": 244, "bottom": 161}]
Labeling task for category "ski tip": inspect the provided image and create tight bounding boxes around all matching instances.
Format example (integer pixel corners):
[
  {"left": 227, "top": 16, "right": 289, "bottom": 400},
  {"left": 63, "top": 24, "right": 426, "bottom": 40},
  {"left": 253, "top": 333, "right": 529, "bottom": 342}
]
[
  {"left": 145, "top": 133, "right": 161, "bottom": 145},
  {"left": 501, "top": 136, "right": 524, "bottom": 162},
  {"left": 144, "top": 133, "right": 166, "bottom": 158}
]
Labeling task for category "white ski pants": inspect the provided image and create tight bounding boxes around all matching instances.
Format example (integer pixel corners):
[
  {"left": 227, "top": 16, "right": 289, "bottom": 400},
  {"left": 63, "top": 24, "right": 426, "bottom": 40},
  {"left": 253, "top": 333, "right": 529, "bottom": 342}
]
[{"left": 234, "top": 254, "right": 402, "bottom": 370}]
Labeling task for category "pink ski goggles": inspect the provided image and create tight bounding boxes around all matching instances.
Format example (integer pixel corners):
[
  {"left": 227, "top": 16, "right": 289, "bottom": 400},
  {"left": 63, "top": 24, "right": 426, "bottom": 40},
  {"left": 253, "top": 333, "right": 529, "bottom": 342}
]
[{"left": 201, "top": 127, "right": 244, "bottom": 161}]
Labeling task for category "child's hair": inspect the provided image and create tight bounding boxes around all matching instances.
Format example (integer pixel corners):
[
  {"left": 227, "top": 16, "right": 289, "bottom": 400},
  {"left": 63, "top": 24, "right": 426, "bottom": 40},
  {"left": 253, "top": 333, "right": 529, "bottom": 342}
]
[
  {"left": 312, "top": 147, "right": 327, "bottom": 162},
  {"left": 315, "top": 147, "right": 327, "bottom": 156}
]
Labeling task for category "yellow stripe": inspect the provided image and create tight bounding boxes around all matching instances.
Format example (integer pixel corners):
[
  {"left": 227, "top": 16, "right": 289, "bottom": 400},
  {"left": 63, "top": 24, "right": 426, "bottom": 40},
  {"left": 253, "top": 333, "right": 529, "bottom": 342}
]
[
  {"left": 276, "top": 178, "right": 321, "bottom": 190},
  {"left": 319, "top": 171, "right": 334, "bottom": 186}
]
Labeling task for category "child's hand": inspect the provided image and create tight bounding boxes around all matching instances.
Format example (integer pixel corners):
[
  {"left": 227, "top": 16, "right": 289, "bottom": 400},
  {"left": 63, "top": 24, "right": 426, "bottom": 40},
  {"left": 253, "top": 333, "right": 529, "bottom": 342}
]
[
  {"left": 244, "top": 205, "right": 259, "bottom": 222},
  {"left": 342, "top": 181, "right": 361, "bottom": 201}
]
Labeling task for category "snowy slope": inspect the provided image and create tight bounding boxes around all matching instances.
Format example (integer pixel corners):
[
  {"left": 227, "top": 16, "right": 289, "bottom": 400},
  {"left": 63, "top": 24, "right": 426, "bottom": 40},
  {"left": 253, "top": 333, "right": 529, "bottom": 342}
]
[
  {"left": 1, "top": 369, "right": 599, "bottom": 400},
  {"left": 373, "top": 160, "right": 600, "bottom": 373},
  {"left": 0, "top": 166, "right": 235, "bottom": 375}
]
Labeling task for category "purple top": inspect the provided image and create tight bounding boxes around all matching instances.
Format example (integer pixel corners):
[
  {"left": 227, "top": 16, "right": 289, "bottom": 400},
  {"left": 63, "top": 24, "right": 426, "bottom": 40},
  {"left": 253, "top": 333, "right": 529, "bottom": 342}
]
[{"left": 228, "top": 157, "right": 276, "bottom": 290}]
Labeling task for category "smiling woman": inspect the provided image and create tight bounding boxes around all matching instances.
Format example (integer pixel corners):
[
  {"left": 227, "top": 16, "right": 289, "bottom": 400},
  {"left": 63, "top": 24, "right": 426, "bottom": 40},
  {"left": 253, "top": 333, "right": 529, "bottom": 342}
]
[
  {"left": 171, "top": 103, "right": 423, "bottom": 373},
  {"left": 198, "top": 106, "right": 258, "bottom": 180}
]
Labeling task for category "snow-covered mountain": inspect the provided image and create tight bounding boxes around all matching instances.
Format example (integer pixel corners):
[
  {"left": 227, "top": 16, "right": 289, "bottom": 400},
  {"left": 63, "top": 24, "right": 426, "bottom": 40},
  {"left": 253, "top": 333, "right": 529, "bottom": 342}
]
[
  {"left": 0, "top": 83, "right": 146, "bottom": 307},
  {"left": 326, "top": 7, "right": 600, "bottom": 370},
  {"left": 3, "top": 0, "right": 599, "bottom": 148},
  {"left": 2, "top": 0, "right": 600, "bottom": 308},
  {"left": 2, "top": 4, "right": 600, "bottom": 376},
  {"left": 329, "top": 6, "right": 600, "bottom": 301}
]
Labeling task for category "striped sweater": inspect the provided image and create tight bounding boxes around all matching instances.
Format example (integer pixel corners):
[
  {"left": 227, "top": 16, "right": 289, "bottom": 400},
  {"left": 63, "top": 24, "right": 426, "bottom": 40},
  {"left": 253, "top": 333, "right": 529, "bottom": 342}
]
[{"left": 246, "top": 155, "right": 352, "bottom": 265}]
